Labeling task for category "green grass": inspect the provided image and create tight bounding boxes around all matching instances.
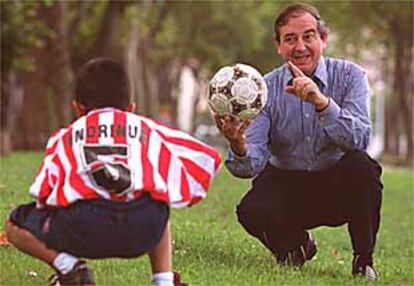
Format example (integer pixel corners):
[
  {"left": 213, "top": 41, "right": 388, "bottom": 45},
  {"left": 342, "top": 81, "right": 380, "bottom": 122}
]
[{"left": 0, "top": 152, "right": 413, "bottom": 285}]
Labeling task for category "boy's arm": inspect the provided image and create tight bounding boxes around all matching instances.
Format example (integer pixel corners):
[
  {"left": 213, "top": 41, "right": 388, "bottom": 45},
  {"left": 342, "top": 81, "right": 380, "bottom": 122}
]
[{"left": 29, "top": 129, "right": 67, "bottom": 207}]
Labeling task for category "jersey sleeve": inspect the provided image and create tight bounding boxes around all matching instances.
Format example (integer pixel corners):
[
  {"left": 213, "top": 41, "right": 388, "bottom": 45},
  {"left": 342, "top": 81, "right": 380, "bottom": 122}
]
[
  {"left": 29, "top": 129, "right": 65, "bottom": 206},
  {"left": 143, "top": 119, "right": 222, "bottom": 208}
]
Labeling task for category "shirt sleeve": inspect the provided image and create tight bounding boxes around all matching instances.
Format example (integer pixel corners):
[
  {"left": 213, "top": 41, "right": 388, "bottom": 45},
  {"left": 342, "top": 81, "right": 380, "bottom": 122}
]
[
  {"left": 144, "top": 119, "right": 222, "bottom": 208},
  {"left": 29, "top": 131, "right": 62, "bottom": 206},
  {"left": 317, "top": 67, "right": 372, "bottom": 151},
  {"left": 225, "top": 105, "right": 271, "bottom": 178}
]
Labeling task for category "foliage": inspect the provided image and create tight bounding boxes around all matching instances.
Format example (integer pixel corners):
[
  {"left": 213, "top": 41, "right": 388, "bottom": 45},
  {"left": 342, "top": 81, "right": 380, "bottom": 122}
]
[
  {"left": 1, "top": 1, "right": 53, "bottom": 72},
  {"left": 148, "top": 2, "right": 283, "bottom": 73},
  {"left": 0, "top": 153, "right": 413, "bottom": 285},
  {"left": 319, "top": 1, "right": 409, "bottom": 48},
  {"left": 67, "top": 1, "right": 107, "bottom": 67}
]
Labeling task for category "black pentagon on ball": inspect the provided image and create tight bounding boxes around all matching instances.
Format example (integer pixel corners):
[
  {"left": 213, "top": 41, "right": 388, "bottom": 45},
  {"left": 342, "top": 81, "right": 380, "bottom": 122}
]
[
  {"left": 209, "top": 85, "right": 232, "bottom": 100},
  {"left": 251, "top": 94, "right": 263, "bottom": 109},
  {"left": 231, "top": 100, "right": 248, "bottom": 114},
  {"left": 233, "top": 66, "right": 248, "bottom": 80}
]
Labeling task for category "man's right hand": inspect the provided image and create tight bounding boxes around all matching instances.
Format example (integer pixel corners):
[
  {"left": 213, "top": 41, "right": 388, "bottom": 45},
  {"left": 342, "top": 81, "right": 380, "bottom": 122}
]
[{"left": 213, "top": 114, "right": 250, "bottom": 157}]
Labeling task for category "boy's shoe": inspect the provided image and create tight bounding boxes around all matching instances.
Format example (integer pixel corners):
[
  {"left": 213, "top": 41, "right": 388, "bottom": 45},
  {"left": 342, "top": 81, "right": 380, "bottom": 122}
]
[
  {"left": 49, "top": 260, "right": 95, "bottom": 286},
  {"left": 277, "top": 233, "right": 317, "bottom": 268},
  {"left": 173, "top": 272, "right": 188, "bottom": 286},
  {"left": 352, "top": 254, "right": 378, "bottom": 280}
]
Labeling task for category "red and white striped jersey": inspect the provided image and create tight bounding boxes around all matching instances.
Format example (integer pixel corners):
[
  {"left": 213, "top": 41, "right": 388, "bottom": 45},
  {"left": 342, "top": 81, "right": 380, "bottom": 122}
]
[{"left": 30, "top": 108, "right": 221, "bottom": 208}]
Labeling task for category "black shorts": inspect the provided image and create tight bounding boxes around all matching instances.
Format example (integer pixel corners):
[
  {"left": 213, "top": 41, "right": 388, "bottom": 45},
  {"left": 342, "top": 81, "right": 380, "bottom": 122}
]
[{"left": 9, "top": 194, "right": 169, "bottom": 259}]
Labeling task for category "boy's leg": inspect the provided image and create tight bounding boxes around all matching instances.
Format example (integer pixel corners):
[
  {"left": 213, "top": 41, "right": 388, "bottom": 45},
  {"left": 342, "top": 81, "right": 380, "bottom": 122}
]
[
  {"left": 6, "top": 203, "right": 94, "bottom": 285},
  {"left": 148, "top": 220, "right": 172, "bottom": 273},
  {"left": 148, "top": 221, "right": 175, "bottom": 286},
  {"left": 5, "top": 219, "right": 88, "bottom": 281},
  {"left": 5, "top": 219, "right": 57, "bottom": 266}
]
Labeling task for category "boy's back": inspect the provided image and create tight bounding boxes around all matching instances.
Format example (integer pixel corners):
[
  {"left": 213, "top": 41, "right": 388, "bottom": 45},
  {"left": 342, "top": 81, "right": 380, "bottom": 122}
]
[{"left": 32, "top": 107, "right": 220, "bottom": 208}]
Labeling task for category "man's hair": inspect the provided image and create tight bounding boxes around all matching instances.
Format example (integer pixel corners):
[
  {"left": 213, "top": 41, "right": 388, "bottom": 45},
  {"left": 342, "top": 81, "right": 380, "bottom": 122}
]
[
  {"left": 273, "top": 3, "right": 328, "bottom": 43},
  {"left": 75, "top": 58, "right": 130, "bottom": 110}
]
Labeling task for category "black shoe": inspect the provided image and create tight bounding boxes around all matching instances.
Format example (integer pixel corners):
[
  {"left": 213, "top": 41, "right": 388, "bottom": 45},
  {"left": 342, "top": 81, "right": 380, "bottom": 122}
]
[
  {"left": 352, "top": 254, "right": 378, "bottom": 280},
  {"left": 173, "top": 272, "right": 188, "bottom": 286},
  {"left": 277, "top": 233, "right": 317, "bottom": 268},
  {"left": 49, "top": 260, "right": 95, "bottom": 286}
]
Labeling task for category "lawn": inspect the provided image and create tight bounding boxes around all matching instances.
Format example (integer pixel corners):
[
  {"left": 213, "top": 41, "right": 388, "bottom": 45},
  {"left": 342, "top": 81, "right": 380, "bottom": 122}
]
[{"left": 0, "top": 152, "right": 413, "bottom": 285}]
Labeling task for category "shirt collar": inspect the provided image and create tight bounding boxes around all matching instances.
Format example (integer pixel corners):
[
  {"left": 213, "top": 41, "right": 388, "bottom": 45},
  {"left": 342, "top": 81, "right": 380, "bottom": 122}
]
[
  {"left": 313, "top": 57, "right": 328, "bottom": 87},
  {"left": 283, "top": 57, "right": 327, "bottom": 88}
]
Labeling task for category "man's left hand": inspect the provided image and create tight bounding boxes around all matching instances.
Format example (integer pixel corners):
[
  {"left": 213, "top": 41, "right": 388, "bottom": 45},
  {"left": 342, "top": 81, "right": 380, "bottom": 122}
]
[{"left": 285, "top": 61, "right": 329, "bottom": 111}]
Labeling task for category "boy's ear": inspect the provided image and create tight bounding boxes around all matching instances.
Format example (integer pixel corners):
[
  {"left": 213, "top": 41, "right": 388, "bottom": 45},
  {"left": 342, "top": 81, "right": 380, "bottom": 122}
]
[
  {"left": 72, "top": 101, "right": 87, "bottom": 117},
  {"left": 127, "top": 102, "right": 136, "bottom": 113}
]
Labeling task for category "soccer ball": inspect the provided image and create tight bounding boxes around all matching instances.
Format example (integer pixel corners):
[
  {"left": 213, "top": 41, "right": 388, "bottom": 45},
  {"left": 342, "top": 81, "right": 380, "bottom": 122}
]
[{"left": 208, "top": 63, "right": 268, "bottom": 120}]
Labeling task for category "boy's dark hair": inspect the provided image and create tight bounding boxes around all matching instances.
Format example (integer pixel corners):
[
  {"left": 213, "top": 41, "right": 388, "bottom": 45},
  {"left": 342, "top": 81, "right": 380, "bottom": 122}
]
[
  {"left": 273, "top": 3, "right": 328, "bottom": 43},
  {"left": 75, "top": 58, "right": 130, "bottom": 110}
]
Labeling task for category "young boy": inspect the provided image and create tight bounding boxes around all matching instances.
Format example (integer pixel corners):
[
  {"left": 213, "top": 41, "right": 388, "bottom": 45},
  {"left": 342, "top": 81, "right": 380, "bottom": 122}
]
[{"left": 5, "top": 58, "right": 221, "bottom": 286}]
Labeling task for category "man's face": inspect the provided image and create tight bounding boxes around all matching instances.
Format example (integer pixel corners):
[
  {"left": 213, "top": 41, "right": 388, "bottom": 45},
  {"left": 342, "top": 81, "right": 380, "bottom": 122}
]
[{"left": 276, "top": 12, "right": 327, "bottom": 76}]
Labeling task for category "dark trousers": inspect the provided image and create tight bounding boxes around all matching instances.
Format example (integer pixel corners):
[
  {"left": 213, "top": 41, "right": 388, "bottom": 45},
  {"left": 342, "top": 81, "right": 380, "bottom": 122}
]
[{"left": 236, "top": 151, "right": 383, "bottom": 258}]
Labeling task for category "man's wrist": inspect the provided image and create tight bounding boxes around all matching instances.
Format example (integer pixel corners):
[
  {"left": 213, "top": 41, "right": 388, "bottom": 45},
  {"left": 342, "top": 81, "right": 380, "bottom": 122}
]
[
  {"left": 315, "top": 96, "right": 330, "bottom": 112},
  {"left": 230, "top": 140, "right": 246, "bottom": 157}
]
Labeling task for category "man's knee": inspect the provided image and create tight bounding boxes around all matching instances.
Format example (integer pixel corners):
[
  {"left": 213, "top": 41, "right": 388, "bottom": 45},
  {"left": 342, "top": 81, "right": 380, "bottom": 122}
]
[
  {"left": 236, "top": 201, "right": 253, "bottom": 227},
  {"left": 347, "top": 150, "right": 380, "bottom": 168},
  {"left": 338, "top": 151, "right": 383, "bottom": 206},
  {"left": 341, "top": 151, "right": 382, "bottom": 183},
  {"left": 236, "top": 198, "right": 264, "bottom": 235}
]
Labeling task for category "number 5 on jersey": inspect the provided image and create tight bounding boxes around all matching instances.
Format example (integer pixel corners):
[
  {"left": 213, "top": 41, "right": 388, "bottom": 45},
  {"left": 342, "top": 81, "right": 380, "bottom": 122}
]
[{"left": 82, "top": 145, "right": 133, "bottom": 195}]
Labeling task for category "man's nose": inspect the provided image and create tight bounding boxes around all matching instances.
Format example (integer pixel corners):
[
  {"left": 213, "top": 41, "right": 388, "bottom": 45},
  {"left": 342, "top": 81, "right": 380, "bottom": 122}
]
[{"left": 294, "top": 38, "right": 306, "bottom": 51}]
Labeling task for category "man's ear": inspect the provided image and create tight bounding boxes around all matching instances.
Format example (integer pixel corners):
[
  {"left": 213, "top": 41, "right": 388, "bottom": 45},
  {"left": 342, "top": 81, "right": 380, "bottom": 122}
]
[
  {"left": 72, "top": 101, "right": 87, "bottom": 117},
  {"left": 127, "top": 102, "right": 136, "bottom": 113},
  {"left": 273, "top": 33, "right": 282, "bottom": 55},
  {"left": 321, "top": 33, "right": 328, "bottom": 50}
]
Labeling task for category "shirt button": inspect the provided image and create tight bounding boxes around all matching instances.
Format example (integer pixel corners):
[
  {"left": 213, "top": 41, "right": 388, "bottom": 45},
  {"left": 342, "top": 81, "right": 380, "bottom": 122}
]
[
  {"left": 306, "top": 136, "right": 311, "bottom": 141},
  {"left": 305, "top": 113, "right": 309, "bottom": 118}
]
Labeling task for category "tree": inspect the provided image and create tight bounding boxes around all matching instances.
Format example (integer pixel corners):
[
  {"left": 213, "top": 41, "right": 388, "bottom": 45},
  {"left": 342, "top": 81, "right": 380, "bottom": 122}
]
[
  {"left": 319, "top": 1, "right": 413, "bottom": 165},
  {"left": 15, "top": 0, "right": 72, "bottom": 149},
  {"left": 1, "top": 1, "right": 51, "bottom": 153}
]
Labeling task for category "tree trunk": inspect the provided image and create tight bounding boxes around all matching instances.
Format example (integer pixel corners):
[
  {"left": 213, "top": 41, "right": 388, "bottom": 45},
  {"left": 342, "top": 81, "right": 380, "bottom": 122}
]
[
  {"left": 0, "top": 73, "right": 11, "bottom": 155},
  {"left": 392, "top": 12, "right": 413, "bottom": 165},
  {"left": 134, "top": 2, "right": 171, "bottom": 118},
  {"left": 1, "top": 1, "right": 13, "bottom": 155},
  {"left": 126, "top": 14, "right": 144, "bottom": 114},
  {"left": 45, "top": 0, "right": 73, "bottom": 128},
  {"left": 139, "top": 40, "right": 154, "bottom": 117},
  {"left": 16, "top": 69, "right": 50, "bottom": 149},
  {"left": 78, "top": 0, "right": 128, "bottom": 68},
  {"left": 15, "top": 1, "right": 72, "bottom": 149}
]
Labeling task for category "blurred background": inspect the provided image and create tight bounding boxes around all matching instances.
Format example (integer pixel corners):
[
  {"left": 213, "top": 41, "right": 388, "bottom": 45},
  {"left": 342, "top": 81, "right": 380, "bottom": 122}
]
[{"left": 1, "top": 0, "right": 412, "bottom": 166}]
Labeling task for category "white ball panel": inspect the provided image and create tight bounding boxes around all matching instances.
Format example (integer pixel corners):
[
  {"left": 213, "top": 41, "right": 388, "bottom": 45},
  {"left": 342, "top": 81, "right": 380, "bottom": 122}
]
[
  {"left": 210, "top": 66, "right": 234, "bottom": 88},
  {"left": 209, "top": 93, "right": 231, "bottom": 115},
  {"left": 231, "top": 77, "right": 258, "bottom": 104}
]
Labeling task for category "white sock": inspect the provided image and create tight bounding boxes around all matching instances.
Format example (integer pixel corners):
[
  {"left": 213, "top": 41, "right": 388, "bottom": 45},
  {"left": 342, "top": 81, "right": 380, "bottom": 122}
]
[
  {"left": 152, "top": 271, "right": 174, "bottom": 286},
  {"left": 53, "top": 252, "right": 79, "bottom": 275}
]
